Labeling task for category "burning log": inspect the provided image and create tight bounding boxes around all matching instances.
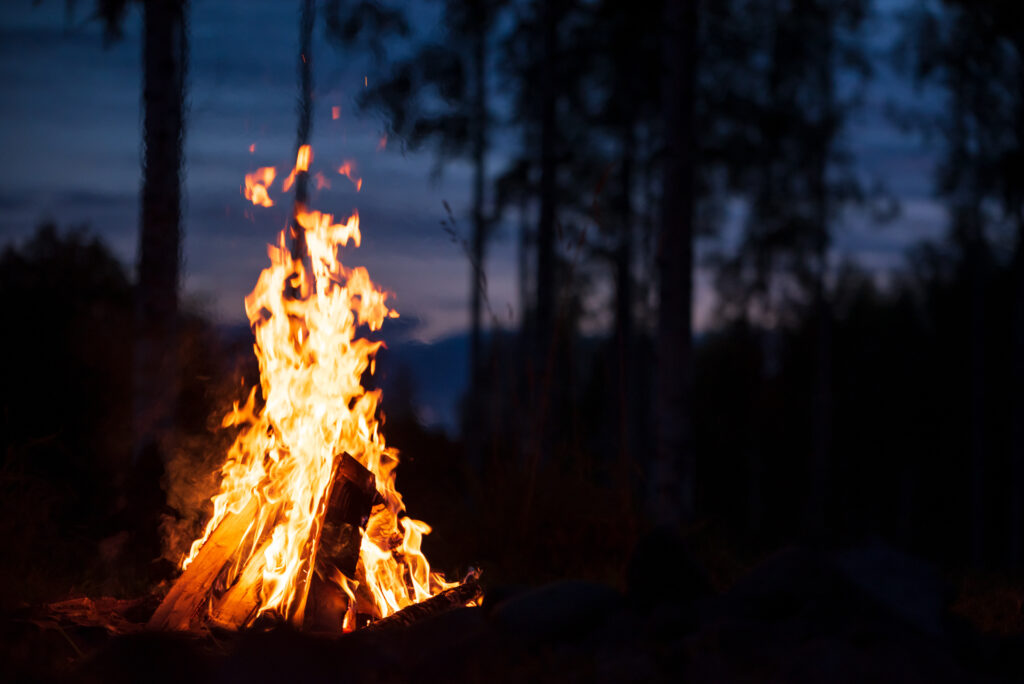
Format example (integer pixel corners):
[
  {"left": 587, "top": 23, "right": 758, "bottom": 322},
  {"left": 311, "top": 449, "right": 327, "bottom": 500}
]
[
  {"left": 366, "top": 577, "right": 483, "bottom": 632},
  {"left": 208, "top": 538, "right": 271, "bottom": 629},
  {"left": 147, "top": 497, "right": 260, "bottom": 631},
  {"left": 302, "top": 453, "right": 380, "bottom": 632},
  {"left": 151, "top": 454, "right": 382, "bottom": 633}
]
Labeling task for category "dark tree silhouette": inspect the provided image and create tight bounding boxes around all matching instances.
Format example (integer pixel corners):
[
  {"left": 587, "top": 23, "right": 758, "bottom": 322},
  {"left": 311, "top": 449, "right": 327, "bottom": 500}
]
[
  {"left": 903, "top": 0, "right": 1024, "bottom": 566},
  {"left": 135, "top": 0, "right": 188, "bottom": 466},
  {"left": 711, "top": 0, "right": 870, "bottom": 533},
  {"left": 69, "top": 0, "right": 190, "bottom": 464},
  {"left": 338, "top": 0, "right": 503, "bottom": 465},
  {"left": 290, "top": 0, "right": 316, "bottom": 269},
  {"left": 653, "top": 0, "right": 699, "bottom": 525}
]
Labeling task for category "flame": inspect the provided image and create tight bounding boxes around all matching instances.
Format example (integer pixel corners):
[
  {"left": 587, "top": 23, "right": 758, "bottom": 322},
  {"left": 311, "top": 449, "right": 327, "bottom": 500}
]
[
  {"left": 313, "top": 171, "right": 331, "bottom": 191},
  {"left": 185, "top": 143, "right": 456, "bottom": 627},
  {"left": 332, "top": 106, "right": 341, "bottom": 120},
  {"left": 376, "top": 135, "right": 387, "bottom": 152},
  {"left": 282, "top": 144, "right": 313, "bottom": 193},
  {"left": 337, "top": 160, "right": 363, "bottom": 192},
  {"left": 244, "top": 167, "right": 276, "bottom": 207},
  {"left": 249, "top": 143, "right": 257, "bottom": 154}
]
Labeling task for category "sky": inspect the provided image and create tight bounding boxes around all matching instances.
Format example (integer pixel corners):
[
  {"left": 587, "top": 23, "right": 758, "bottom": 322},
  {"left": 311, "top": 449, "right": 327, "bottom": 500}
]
[
  {"left": 0, "top": 0, "right": 945, "bottom": 346},
  {"left": 0, "top": 0, "right": 520, "bottom": 343}
]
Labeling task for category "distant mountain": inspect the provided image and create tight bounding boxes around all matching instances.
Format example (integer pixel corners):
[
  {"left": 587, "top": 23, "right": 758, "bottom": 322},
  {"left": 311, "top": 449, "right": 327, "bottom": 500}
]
[{"left": 375, "top": 333, "right": 469, "bottom": 435}]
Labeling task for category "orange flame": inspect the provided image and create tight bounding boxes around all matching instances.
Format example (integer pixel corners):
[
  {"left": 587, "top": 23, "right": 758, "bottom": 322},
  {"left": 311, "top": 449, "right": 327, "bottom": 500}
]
[
  {"left": 313, "top": 171, "right": 331, "bottom": 191},
  {"left": 243, "top": 166, "right": 276, "bottom": 207},
  {"left": 337, "top": 160, "right": 363, "bottom": 192},
  {"left": 332, "top": 106, "right": 341, "bottom": 120},
  {"left": 185, "top": 144, "right": 455, "bottom": 628},
  {"left": 377, "top": 135, "right": 387, "bottom": 152},
  {"left": 282, "top": 144, "right": 313, "bottom": 193}
]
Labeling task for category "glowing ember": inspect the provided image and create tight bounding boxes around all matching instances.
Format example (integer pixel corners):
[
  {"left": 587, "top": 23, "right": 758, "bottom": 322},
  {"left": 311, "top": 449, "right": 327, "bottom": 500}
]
[
  {"left": 184, "top": 143, "right": 457, "bottom": 629},
  {"left": 313, "top": 171, "right": 331, "bottom": 191},
  {"left": 337, "top": 160, "right": 362, "bottom": 192},
  {"left": 243, "top": 167, "right": 276, "bottom": 207}
]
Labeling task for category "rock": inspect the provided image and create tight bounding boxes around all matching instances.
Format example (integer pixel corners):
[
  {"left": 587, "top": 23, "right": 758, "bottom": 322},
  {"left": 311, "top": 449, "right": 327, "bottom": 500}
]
[
  {"left": 831, "top": 543, "right": 950, "bottom": 638},
  {"left": 627, "top": 525, "right": 714, "bottom": 613},
  {"left": 490, "top": 580, "right": 622, "bottom": 642}
]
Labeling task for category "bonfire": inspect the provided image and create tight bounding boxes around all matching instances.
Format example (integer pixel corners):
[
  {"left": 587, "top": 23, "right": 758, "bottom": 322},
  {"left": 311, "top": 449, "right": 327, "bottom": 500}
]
[{"left": 147, "top": 145, "right": 478, "bottom": 634}]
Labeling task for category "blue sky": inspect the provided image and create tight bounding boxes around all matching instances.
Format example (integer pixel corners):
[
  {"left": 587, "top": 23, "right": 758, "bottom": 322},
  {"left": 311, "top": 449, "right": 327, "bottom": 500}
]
[{"left": 0, "top": 0, "right": 946, "bottom": 343}]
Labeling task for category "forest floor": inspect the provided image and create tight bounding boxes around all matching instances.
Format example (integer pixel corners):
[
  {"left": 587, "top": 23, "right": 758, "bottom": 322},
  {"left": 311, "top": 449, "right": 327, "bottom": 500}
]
[{"left": 3, "top": 542, "right": 1022, "bottom": 683}]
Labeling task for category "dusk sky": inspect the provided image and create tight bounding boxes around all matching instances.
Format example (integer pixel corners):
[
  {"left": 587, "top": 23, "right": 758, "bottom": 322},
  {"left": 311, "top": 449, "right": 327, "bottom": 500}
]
[{"left": 0, "top": 0, "right": 944, "bottom": 342}]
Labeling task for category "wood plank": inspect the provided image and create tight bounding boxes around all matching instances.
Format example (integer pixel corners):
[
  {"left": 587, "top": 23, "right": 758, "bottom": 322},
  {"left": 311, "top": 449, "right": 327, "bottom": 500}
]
[
  {"left": 293, "top": 453, "right": 378, "bottom": 630},
  {"left": 147, "top": 496, "right": 260, "bottom": 631},
  {"left": 208, "top": 537, "right": 270, "bottom": 629}
]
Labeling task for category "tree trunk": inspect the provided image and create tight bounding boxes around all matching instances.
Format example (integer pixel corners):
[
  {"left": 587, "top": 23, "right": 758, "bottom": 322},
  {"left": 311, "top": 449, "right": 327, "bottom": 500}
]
[
  {"left": 133, "top": 0, "right": 187, "bottom": 467},
  {"left": 535, "top": 0, "right": 558, "bottom": 369},
  {"left": 807, "top": 7, "right": 835, "bottom": 539},
  {"left": 652, "top": 0, "right": 698, "bottom": 525},
  {"left": 469, "top": 16, "right": 488, "bottom": 391},
  {"left": 967, "top": 209, "right": 988, "bottom": 566},
  {"left": 1011, "top": 217, "right": 1024, "bottom": 568},
  {"left": 808, "top": 245, "right": 833, "bottom": 535},
  {"left": 614, "top": 124, "right": 635, "bottom": 466},
  {"left": 465, "top": 14, "right": 489, "bottom": 471},
  {"left": 290, "top": 0, "right": 315, "bottom": 266}
]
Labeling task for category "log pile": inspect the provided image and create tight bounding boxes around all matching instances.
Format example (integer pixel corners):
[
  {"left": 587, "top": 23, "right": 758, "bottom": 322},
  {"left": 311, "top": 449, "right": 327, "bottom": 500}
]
[{"left": 147, "top": 453, "right": 473, "bottom": 634}]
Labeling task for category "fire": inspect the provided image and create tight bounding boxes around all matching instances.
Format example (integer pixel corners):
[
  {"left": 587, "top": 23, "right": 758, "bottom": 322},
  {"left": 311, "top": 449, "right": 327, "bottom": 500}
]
[
  {"left": 186, "top": 143, "right": 457, "bottom": 628},
  {"left": 313, "top": 171, "right": 331, "bottom": 191},
  {"left": 337, "top": 160, "right": 362, "bottom": 192},
  {"left": 282, "top": 144, "right": 312, "bottom": 193},
  {"left": 243, "top": 167, "right": 276, "bottom": 207}
]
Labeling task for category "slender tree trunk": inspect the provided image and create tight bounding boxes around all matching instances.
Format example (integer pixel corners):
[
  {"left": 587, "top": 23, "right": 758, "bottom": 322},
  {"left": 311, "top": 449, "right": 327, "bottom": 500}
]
[
  {"left": 466, "top": 13, "right": 489, "bottom": 470},
  {"left": 807, "top": 10, "right": 835, "bottom": 538},
  {"left": 518, "top": 195, "right": 530, "bottom": 328},
  {"left": 529, "top": 0, "right": 560, "bottom": 458},
  {"left": 290, "top": 0, "right": 315, "bottom": 267},
  {"left": 967, "top": 210, "right": 987, "bottom": 566},
  {"left": 808, "top": 235, "right": 833, "bottom": 535},
  {"left": 134, "top": 0, "right": 187, "bottom": 463},
  {"left": 614, "top": 124, "right": 635, "bottom": 466},
  {"left": 807, "top": 142, "right": 833, "bottom": 537},
  {"left": 652, "top": 0, "right": 698, "bottom": 525},
  {"left": 469, "top": 17, "right": 488, "bottom": 391},
  {"left": 535, "top": 0, "right": 558, "bottom": 368},
  {"left": 1011, "top": 215, "right": 1024, "bottom": 568}
]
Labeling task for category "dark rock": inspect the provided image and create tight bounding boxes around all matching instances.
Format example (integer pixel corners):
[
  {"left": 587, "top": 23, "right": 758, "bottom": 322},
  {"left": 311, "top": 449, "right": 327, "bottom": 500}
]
[
  {"left": 490, "top": 580, "right": 622, "bottom": 643},
  {"left": 725, "top": 546, "right": 863, "bottom": 623},
  {"left": 480, "top": 584, "right": 529, "bottom": 614},
  {"left": 831, "top": 543, "right": 951, "bottom": 638},
  {"left": 627, "top": 525, "right": 714, "bottom": 613}
]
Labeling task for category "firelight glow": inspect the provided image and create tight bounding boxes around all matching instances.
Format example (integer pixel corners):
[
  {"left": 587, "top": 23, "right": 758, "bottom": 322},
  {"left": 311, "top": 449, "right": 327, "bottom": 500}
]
[{"left": 184, "top": 143, "right": 457, "bottom": 629}]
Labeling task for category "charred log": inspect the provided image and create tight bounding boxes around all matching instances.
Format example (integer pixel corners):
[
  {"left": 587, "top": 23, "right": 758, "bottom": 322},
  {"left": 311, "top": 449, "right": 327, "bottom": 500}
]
[{"left": 366, "top": 578, "right": 483, "bottom": 632}]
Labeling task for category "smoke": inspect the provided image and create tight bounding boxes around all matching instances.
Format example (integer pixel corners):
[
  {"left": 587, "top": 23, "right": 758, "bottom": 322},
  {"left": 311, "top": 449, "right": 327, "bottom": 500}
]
[
  {"left": 159, "top": 432, "right": 226, "bottom": 566},
  {"left": 157, "top": 314, "right": 259, "bottom": 567}
]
